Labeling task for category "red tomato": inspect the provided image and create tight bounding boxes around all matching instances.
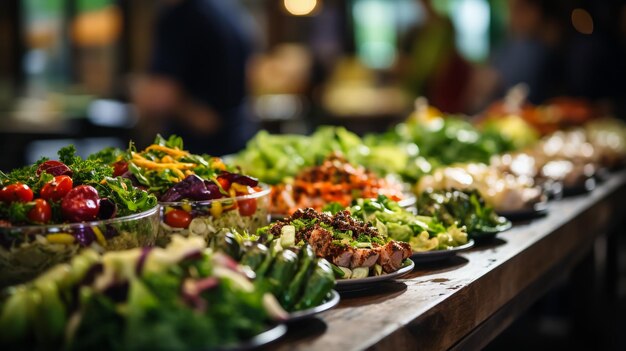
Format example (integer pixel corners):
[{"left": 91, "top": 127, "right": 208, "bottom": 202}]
[
  {"left": 237, "top": 198, "right": 257, "bottom": 216},
  {"left": 0, "top": 183, "right": 34, "bottom": 203},
  {"left": 40, "top": 175, "right": 73, "bottom": 201},
  {"left": 217, "top": 177, "right": 231, "bottom": 192},
  {"left": 28, "top": 199, "right": 52, "bottom": 223},
  {"left": 36, "top": 160, "right": 73, "bottom": 177},
  {"left": 61, "top": 185, "right": 101, "bottom": 222},
  {"left": 112, "top": 161, "right": 129, "bottom": 177},
  {"left": 164, "top": 209, "right": 192, "bottom": 228}
]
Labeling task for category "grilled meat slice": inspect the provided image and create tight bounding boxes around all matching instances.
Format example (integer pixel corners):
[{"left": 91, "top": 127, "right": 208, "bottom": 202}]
[
  {"left": 307, "top": 228, "right": 334, "bottom": 257},
  {"left": 329, "top": 246, "right": 354, "bottom": 267},
  {"left": 377, "top": 241, "right": 412, "bottom": 273},
  {"left": 350, "top": 248, "right": 380, "bottom": 268}
]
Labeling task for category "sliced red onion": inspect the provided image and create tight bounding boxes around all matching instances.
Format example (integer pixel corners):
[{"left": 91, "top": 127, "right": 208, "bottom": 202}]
[
  {"left": 212, "top": 252, "right": 240, "bottom": 272},
  {"left": 194, "top": 277, "right": 219, "bottom": 292},
  {"left": 181, "top": 277, "right": 219, "bottom": 312},
  {"left": 135, "top": 247, "right": 153, "bottom": 276}
]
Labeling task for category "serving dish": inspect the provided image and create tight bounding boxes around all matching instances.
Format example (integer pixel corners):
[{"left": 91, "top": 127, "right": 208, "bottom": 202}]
[
  {"left": 497, "top": 199, "right": 549, "bottom": 221},
  {"left": 411, "top": 239, "right": 475, "bottom": 263},
  {"left": 0, "top": 205, "right": 159, "bottom": 287},
  {"left": 335, "top": 259, "right": 414, "bottom": 291},
  {"left": 469, "top": 221, "right": 513, "bottom": 243},
  {"left": 286, "top": 290, "right": 340, "bottom": 322}
]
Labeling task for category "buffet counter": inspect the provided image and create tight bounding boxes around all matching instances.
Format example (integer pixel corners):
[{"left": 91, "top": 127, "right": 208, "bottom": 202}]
[{"left": 269, "top": 171, "right": 625, "bottom": 350}]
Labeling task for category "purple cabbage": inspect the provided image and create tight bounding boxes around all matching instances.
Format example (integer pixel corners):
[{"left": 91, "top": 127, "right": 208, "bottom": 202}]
[
  {"left": 160, "top": 175, "right": 221, "bottom": 202},
  {"left": 160, "top": 172, "right": 259, "bottom": 202},
  {"left": 135, "top": 247, "right": 152, "bottom": 275},
  {"left": 218, "top": 171, "right": 258, "bottom": 187}
]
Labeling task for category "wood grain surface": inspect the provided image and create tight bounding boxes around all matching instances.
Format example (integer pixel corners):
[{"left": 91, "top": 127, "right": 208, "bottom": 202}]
[{"left": 267, "top": 172, "right": 626, "bottom": 351}]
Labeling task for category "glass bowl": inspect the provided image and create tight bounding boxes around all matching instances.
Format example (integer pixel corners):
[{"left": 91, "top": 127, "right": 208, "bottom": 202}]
[
  {"left": 158, "top": 185, "right": 271, "bottom": 245},
  {"left": 0, "top": 205, "right": 160, "bottom": 287}
]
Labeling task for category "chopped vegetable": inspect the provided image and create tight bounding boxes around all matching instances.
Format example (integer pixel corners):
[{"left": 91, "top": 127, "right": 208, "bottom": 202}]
[
  {"left": 416, "top": 189, "right": 511, "bottom": 239},
  {"left": 126, "top": 135, "right": 259, "bottom": 201},
  {"left": 0, "top": 235, "right": 279, "bottom": 350},
  {"left": 271, "top": 153, "right": 406, "bottom": 216},
  {"left": 340, "top": 195, "right": 469, "bottom": 252},
  {"left": 262, "top": 208, "right": 412, "bottom": 279}
]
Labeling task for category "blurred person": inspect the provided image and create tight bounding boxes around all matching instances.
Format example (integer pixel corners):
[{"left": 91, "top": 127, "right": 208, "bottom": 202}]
[
  {"left": 466, "top": 0, "right": 579, "bottom": 112},
  {"left": 466, "top": 0, "right": 624, "bottom": 115},
  {"left": 398, "top": 0, "right": 472, "bottom": 113},
  {"left": 133, "top": 0, "right": 258, "bottom": 155}
]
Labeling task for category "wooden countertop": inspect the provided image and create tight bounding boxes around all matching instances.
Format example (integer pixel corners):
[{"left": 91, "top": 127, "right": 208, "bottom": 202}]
[{"left": 269, "top": 172, "right": 626, "bottom": 351}]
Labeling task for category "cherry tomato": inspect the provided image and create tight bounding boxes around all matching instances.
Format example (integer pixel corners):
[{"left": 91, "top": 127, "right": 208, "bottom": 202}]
[
  {"left": 164, "top": 209, "right": 192, "bottom": 228},
  {"left": 112, "top": 161, "right": 129, "bottom": 177},
  {"left": 61, "top": 185, "right": 101, "bottom": 222},
  {"left": 0, "top": 183, "right": 34, "bottom": 203},
  {"left": 237, "top": 198, "right": 257, "bottom": 217},
  {"left": 40, "top": 175, "right": 73, "bottom": 201},
  {"left": 28, "top": 199, "right": 52, "bottom": 223},
  {"left": 36, "top": 160, "right": 73, "bottom": 177},
  {"left": 217, "top": 177, "right": 231, "bottom": 192}
]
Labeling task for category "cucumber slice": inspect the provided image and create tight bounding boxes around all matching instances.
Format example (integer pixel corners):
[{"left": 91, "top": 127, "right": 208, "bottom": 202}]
[
  {"left": 351, "top": 267, "right": 369, "bottom": 279},
  {"left": 339, "top": 266, "right": 352, "bottom": 279},
  {"left": 280, "top": 225, "right": 296, "bottom": 249}
]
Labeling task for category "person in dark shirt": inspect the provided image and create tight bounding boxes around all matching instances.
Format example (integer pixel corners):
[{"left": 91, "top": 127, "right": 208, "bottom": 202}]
[{"left": 134, "top": 0, "right": 258, "bottom": 155}]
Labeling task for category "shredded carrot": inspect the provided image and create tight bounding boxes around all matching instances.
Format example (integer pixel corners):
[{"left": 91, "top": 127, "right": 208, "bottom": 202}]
[
  {"left": 270, "top": 153, "right": 404, "bottom": 215},
  {"left": 131, "top": 157, "right": 195, "bottom": 170},
  {"left": 172, "top": 167, "right": 185, "bottom": 180},
  {"left": 145, "top": 144, "right": 189, "bottom": 157}
]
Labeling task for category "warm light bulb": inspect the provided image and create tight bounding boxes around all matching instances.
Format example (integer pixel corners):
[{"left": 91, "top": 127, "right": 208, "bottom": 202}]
[
  {"left": 284, "top": 0, "right": 317, "bottom": 16},
  {"left": 571, "top": 8, "right": 594, "bottom": 35}
]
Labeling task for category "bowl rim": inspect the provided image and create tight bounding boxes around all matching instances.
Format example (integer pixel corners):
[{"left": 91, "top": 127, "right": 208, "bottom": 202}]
[
  {"left": 158, "top": 183, "right": 271, "bottom": 206},
  {"left": 0, "top": 205, "right": 160, "bottom": 232}
]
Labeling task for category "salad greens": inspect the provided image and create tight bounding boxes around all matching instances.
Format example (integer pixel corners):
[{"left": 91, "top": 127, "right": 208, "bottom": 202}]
[
  {"left": 328, "top": 195, "right": 469, "bottom": 252},
  {"left": 87, "top": 146, "right": 126, "bottom": 165},
  {"left": 234, "top": 126, "right": 365, "bottom": 185},
  {"left": 0, "top": 235, "right": 279, "bottom": 350},
  {"left": 98, "top": 177, "right": 157, "bottom": 217},
  {"left": 58, "top": 145, "right": 117, "bottom": 188},
  {"left": 371, "top": 116, "right": 514, "bottom": 170},
  {"left": 127, "top": 135, "right": 231, "bottom": 196},
  {"left": 234, "top": 116, "right": 516, "bottom": 185},
  {"left": 415, "top": 189, "right": 511, "bottom": 239}
]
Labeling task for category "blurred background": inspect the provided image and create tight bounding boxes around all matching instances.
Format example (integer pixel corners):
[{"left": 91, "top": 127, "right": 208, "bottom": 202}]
[
  {"left": 0, "top": 0, "right": 625, "bottom": 166},
  {"left": 1, "top": 1, "right": 626, "bottom": 349}
]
